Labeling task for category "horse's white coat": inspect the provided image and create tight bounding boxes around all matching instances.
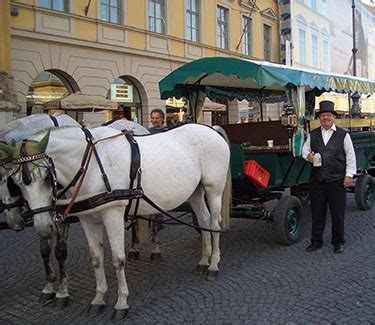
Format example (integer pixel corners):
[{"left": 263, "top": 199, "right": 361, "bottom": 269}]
[{"left": 7, "top": 123, "right": 231, "bottom": 314}]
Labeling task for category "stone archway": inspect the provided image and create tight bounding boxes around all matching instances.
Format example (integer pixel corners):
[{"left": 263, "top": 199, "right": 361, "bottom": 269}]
[
  {"left": 26, "top": 69, "right": 79, "bottom": 115},
  {"left": 107, "top": 75, "right": 147, "bottom": 125}
]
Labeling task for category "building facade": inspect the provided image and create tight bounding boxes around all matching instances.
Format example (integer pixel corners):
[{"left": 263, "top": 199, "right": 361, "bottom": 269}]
[
  {"left": 0, "top": 0, "right": 281, "bottom": 128},
  {"left": 279, "top": 0, "right": 375, "bottom": 115}
]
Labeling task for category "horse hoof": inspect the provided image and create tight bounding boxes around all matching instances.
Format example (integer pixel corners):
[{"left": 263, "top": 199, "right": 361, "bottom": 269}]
[
  {"left": 195, "top": 265, "right": 208, "bottom": 275},
  {"left": 39, "top": 292, "right": 56, "bottom": 306},
  {"left": 87, "top": 304, "right": 106, "bottom": 316},
  {"left": 54, "top": 296, "right": 69, "bottom": 310},
  {"left": 206, "top": 270, "right": 219, "bottom": 281},
  {"left": 110, "top": 308, "right": 129, "bottom": 322},
  {"left": 150, "top": 252, "right": 161, "bottom": 261},
  {"left": 127, "top": 251, "right": 140, "bottom": 261}
]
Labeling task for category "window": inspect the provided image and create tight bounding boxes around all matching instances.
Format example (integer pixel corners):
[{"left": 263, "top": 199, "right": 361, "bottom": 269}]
[
  {"left": 311, "top": 0, "right": 317, "bottom": 10},
  {"left": 263, "top": 24, "right": 271, "bottom": 61},
  {"left": 186, "top": 0, "right": 199, "bottom": 42},
  {"left": 241, "top": 16, "right": 252, "bottom": 56},
  {"left": 217, "top": 6, "right": 228, "bottom": 49},
  {"left": 323, "top": 39, "right": 329, "bottom": 70},
  {"left": 148, "top": 0, "right": 165, "bottom": 34},
  {"left": 312, "top": 34, "right": 318, "bottom": 66},
  {"left": 38, "top": 0, "right": 68, "bottom": 12},
  {"left": 299, "top": 28, "right": 306, "bottom": 64},
  {"left": 100, "top": 0, "right": 121, "bottom": 23},
  {"left": 321, "top": 0, "right": 328, "bottom": 16}
]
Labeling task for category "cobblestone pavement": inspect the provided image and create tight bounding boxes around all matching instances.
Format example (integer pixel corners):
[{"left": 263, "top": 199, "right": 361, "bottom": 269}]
[{"left": 0, "top": 195, "right": 375, "bottom": 324}]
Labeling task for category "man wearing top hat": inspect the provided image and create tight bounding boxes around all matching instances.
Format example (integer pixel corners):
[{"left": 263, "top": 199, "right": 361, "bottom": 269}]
[{"left": 302, "top": 100, "right": 356, "bottom": 254}]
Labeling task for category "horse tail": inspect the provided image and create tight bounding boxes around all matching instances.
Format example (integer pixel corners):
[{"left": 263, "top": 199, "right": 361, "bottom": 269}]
[{"left": 213, "top": 125, "right": 232, "bottom": 231}]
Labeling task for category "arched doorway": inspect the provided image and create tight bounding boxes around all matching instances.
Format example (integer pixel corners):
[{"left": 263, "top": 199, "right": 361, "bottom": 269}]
[
  {"left": 107, "top": 76, "right": 143, "bottom": 124},
  {"left": 26, "top": 69, "right": 79, "bottom": 116}
]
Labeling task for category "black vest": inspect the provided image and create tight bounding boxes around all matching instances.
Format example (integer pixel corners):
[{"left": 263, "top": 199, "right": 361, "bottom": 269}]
[{"left": 310, "top": 126, "right": 347, "bottom": 182}]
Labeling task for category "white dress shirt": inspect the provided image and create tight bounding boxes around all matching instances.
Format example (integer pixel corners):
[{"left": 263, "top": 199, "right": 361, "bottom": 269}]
[{"left": 302, "top": 124, "right": 356, "bottom": 177}]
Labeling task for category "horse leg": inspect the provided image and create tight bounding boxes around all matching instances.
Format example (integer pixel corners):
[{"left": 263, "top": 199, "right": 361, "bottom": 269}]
[
  {"left": 127, "top": 219, "right": 140, "bottom": 260},
  {"left": 80, "top": 220, "right": 108, "bottom": 316},
  {"left": 39, "top": 237, "right": 57, "bottom": 305},
  {"left": 150, "top": 215, "right": 161, "bottom": 261},
  {"left": 53, "top": 223, "right": 70, "bottom": 309},
  {"left": 102, "top": 211, "right": 129, "bottom": 321},
  {"left": 188, "top": 186, "right": 211, "bottom": 276},
  {"left": 203, "top": 189, "right": 223, "bottom": 281}
]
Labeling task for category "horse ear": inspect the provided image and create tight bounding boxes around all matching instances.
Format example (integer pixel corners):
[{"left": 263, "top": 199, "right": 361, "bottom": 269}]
[
  {"left": 0, "top": 142, "right": 15, "bottom": 157},
  {"left": 36, "top": 129, "right": 51, "bottom": 153}
]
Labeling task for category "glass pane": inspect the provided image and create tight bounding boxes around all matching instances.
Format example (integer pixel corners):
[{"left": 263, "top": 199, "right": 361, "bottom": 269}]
[
  {"left": 110, "top": 0, "right": 118, "bottom": 6},
  {"left": 156, "top": 18, "right": 162, "bottom": 33},
  {"left": 192, "top": 15, "right": 196, "bottom": 28},
  {"left": 191, "top": 0, "right": 196, "bottom": 12},
  {"left": 39, "top": 0, "right": 50, "bottom": 8},
  {"left": 110, "top": 7, "right": 119, "bottom": 23},
  {"left": 148, "top": 1, "right": 154, "bottom": 16},
  {"left": 53, "top": 0, "right": 64, "bottom": 11},
  {"left": 149, "top": 16, "right": 155, "bottom": 31},
  {"left": 156, "top": 3, "right": 161, "bottom": 17},
  {"left": 186, "top": 0, "right": 191, "bottom": 11},
  {"left": 101, "top": 5, "right": 108, "bottom": 20}
]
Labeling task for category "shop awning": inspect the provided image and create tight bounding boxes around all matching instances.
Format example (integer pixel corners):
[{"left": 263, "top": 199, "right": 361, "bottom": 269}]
[
  {"left": 159, "top": 57, "right": 375, "bottom": 100},
  {"left": 43, "top": 92, "right": 118, "bottom": 111}
]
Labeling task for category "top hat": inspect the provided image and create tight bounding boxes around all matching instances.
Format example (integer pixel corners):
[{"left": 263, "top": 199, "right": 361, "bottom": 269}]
[{"left": 316, "top": 100, "right": 338, "bottom": 117}]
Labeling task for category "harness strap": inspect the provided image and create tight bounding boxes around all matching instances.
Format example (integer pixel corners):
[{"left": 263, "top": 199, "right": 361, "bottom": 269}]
[
  {"left": 123, "top": 132, "right": 141, "bottom": 222},
  {"left": 62, "top": 144, "right": 94, "bottom": 219},
  {"left": 49, "top": 115, "right": 59, "bottom": 127},
  {"left": 56, "top": 188, "right": 143, "bottom": 214},
  {"left": 82, "top": 128, "right": 111, "bottom": 193},
  {"left": 57, "top": 129, "right": 97, "bottom": 199},
  {"left": 20, "top": 141, "right": 32, "bottom": 186}
]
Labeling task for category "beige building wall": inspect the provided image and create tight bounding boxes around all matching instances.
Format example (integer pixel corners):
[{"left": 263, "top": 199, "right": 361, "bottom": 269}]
[{"left": 5, "top": 0, "right": 281, "bottom": 127}]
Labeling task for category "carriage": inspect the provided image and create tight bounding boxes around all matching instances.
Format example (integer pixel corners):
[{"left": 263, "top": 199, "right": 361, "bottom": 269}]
[{"left": 160, "top": 57, "right": 375, "bottom": 245}]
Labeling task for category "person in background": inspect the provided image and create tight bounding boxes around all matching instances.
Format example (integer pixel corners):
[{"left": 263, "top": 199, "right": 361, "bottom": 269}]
[
  {"left": 148, "top": 109, "right": 168, "bottom": 230},
  {"left": 302, "top": 100, "right": 356, "bottom": 254},
  {"left": 149, "top": 108, "right": 168, "bottom": 134}
]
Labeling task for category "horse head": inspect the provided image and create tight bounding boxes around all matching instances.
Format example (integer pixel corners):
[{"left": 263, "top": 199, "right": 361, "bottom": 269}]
[
  {"left": 2, "top": 131, "right": 56, "bottom": 238},
  {"left": 0, "top": 140, "right": 24, "bottom": 231}
]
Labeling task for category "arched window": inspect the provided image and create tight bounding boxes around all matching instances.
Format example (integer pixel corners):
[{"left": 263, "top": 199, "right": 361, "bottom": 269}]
[
  {"left": 26, "top": 70, "right": 78, "bottom": 116},
  {"left": 108, "top": 76, "right": 143, "bottom": 123}
]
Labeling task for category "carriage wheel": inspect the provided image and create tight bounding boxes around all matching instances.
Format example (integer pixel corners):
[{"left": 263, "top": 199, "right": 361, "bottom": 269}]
[
  {"left": 273, "top": 196, "right": 303, "bottom": 245},
  {"left": 354, "top": 174, "right": 375, "bottom": 210},
  {"left": 290, "top": 184, "right": 310, "bottom": 206}
]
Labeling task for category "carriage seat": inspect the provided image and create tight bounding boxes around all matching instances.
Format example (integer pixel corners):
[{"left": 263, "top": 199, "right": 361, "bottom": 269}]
[{"left": 221, "top": 121, "right": 290, "bottom": 153}]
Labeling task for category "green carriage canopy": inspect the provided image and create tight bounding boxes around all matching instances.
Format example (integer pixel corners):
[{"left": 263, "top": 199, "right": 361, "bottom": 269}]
[
  {"left": 159, "top": 57, "right": 375, "bottom": 157},
  {"left": 159, "top": 57, "right": 375, "bottom": 101}
]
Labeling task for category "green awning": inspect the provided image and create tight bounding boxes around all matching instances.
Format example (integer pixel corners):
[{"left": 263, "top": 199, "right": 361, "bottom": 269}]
[{"left": 159, "top": 57, "right": 375, "bottom": 100}]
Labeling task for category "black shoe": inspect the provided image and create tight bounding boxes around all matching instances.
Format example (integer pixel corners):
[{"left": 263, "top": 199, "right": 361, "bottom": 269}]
[
  {"left": 334, "top": 244, "right": 344, "bottom": 254},
  {"left": 306, "top": 242, "right": 322, "bottom": 252}
]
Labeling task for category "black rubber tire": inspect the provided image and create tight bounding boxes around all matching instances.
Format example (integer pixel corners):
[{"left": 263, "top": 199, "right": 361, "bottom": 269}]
[
  {"left": 273, "top": 196, "right": 303, "bottom": 245},
  {"left": 354, "top": 174, "right": 375, "bottom": 210},
  {"left": 290, "top": 184, "right": 310, "bottom": 206}
]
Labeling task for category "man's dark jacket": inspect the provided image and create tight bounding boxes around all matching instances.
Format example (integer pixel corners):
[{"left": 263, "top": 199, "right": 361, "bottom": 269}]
[{"left": 310, "top": 126, "right": 347, "bottom": 183}]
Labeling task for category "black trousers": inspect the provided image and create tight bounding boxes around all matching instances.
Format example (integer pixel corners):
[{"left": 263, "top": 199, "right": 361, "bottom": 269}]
[{"left": 309, "top": 179, "right": 346, "bottom": 246}]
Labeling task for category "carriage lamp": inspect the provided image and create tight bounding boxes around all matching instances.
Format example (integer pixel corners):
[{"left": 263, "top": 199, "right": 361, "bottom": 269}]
[{"left": 351, "top": 92, "right": 361, "bottom": 118}]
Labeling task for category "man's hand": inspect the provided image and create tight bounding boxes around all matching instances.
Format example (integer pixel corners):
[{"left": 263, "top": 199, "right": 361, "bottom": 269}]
[
  {"left": 343, "top": 176, "right": 353, "bottom": 188},
  {"left": 307, "top": 152, "right": 314, "bottom": 162}
]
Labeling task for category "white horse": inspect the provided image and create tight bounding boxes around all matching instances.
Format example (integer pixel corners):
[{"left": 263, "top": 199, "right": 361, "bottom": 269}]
[
  {"left": 0, "top": 116, "right": 151, "bottom": 308},
  {"left": 0, "top": 113, "right": 80, "bottom": 308},
  {"left": 0, "top": 124, "right": 231, "bottom": 321}
]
